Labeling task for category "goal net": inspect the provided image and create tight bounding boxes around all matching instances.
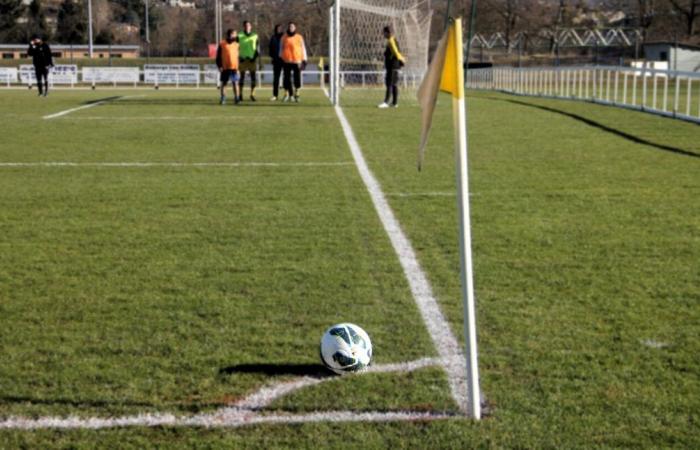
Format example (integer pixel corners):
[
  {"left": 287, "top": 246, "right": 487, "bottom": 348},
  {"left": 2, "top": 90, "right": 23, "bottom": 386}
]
[{"left": 329, "top": 0, "right": 433, "bottom": 105}]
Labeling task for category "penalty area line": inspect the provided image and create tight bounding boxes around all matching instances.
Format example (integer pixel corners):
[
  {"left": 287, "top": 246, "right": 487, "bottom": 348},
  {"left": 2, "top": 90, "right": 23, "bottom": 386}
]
[
  {"left": 0, "top": 410, "right": 455, "bottom": 430},
  {"left": 330, "top": 99, "right": 471, "bottom": 414},
  {"left": 0, "top": 358, "right": 454, "bottom": 430},
  {"left": 42, "top": 95, "right": 143, "bottom": 119},
  {"left": 0, "top": 162, "right": 354, "bottom": 168}
]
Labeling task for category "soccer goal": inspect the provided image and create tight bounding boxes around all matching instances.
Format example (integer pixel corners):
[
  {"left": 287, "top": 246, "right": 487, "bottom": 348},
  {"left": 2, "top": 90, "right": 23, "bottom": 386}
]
[{"left": 329, "top": 0, "right": 433, "bottom": 105}]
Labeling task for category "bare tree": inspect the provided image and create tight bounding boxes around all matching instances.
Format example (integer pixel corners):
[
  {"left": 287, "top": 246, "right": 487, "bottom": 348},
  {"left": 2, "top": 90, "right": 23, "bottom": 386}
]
[{"left": 668, "top": 0, "right": 700, "bottom": 35}]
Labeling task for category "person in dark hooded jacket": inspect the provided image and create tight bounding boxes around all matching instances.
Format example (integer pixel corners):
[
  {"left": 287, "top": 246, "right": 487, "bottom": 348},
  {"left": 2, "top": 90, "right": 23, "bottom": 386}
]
[
  {"left": 268, "top": 24, "right": 284, "bottom": 101},
  {"left": 27, "top": 35, "right": 53, "bottom": 97}
]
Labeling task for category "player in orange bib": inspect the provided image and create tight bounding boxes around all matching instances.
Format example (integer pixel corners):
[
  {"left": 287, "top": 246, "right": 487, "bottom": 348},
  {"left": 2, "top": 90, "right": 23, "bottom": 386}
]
[
  {"left": 279, "top": 22, "right": 307, "bottom": 103},
  {"left": 216, "top": 29, "right": 241, "bottom": 105}
]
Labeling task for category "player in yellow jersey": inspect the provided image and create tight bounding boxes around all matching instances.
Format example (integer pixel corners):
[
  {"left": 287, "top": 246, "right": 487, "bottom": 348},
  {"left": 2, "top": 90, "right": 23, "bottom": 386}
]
[
  {"left": 378, "top": 26, "right": 406, "bottom": 109},
  {"left": 238, "top": 20, "right": 259, "bottom": 102}
]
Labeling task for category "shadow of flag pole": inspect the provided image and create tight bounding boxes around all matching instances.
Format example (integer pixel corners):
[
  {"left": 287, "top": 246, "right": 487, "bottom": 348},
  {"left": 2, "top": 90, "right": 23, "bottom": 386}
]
[{"left": 416, "top": 17, "right": 482, "bottom": 419}]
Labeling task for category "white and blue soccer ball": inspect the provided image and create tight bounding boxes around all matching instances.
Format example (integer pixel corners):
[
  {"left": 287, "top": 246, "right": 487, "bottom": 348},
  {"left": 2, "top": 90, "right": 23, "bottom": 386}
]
[{"left": 320, "top": 323, "right": 373, "bottom": 375}]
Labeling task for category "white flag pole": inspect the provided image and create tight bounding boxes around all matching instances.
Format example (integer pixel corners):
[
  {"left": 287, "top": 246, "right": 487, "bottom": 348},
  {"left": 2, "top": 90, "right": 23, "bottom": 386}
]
[{"left": 451, "top": 18, "right": 481, "bottom": 420}]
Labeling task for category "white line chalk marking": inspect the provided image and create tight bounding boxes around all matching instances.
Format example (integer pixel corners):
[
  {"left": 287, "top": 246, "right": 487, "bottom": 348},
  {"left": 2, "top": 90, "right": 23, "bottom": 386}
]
[
  {"left": 332, "top": 103, "right": 470, "bottom": 414},
  {"left": 640, "top": 339, "right": 669, "bottom": 349},
  {"left": 387, "top": 192, "right": 457, "bottom": 197},
  {"left": 0, "top": 358, "right": 452, "bottom": 429},
  {"left": 55, "top": 116, "right": 335, "bottom": 121},
  {"left": 0, "top": 162, "right": 353, "bottom": 168},
  {"left": 0, "top": 410, "right": 454, "bottom": 430},
  {"left": 42, "top": 95, "right": 142, "bottom": 119}
]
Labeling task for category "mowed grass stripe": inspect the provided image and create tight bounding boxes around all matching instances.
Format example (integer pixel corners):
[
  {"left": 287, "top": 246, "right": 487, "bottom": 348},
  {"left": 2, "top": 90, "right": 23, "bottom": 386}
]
[
  {"left": 0, "top": 89, "right": 446, "bottom": 420},
  {"left": 1, "top": 90, "right": 350, "bottom": 164}
]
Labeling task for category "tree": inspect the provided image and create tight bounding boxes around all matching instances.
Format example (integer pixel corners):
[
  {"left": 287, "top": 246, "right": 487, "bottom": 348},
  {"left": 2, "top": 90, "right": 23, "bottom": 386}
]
[
  {"left": 93, "top": 0, "right": 115, "bottom": 43},
  {"left": 24, "top": 0, "right": 50, "bottom": 40},
  {"left": 668, "top": 0, "right": 700, "bottom": 35},
  {"left": 112, "top": 0, "right": 143, "bottom": 24},
  {"left": 0, "top": 0, "right": 25, "bottom": 42},
  {"left": 495, "top": 0, "right": 526, "bottom": 50},
  {"left": 55, "top": 0, "right": 87, "bottom": 44}
]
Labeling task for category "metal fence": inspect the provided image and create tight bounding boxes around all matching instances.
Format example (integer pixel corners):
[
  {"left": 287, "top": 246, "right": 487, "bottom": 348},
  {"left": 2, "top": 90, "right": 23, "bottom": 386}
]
[
  {"left": 0, "top": 66, "right": 328, "bottom": 89},
  {"left": 466, "top": 65, "right": 700, "bottom": 124},
  {"left": 0, "top": 66, "right": 423, "bottom": 90}
]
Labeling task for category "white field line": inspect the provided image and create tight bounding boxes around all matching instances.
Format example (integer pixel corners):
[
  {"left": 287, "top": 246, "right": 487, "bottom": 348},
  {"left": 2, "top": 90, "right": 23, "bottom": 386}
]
[
  {"left": 0, "top": 162, "right": 353, "bottom": 168},
  {"left": 0, "top": 410, "right": 454, "bottom": 430},
  {"left": 0, "top": 358, "right": 450, "bottom": 430},
  {"left": 42, "top": 95, "right": 143, "bottom": 119},
  {"left": 55, "top": 116, "right": 336, "bottom": 121},
  {"left": 640, "top": 339, "right": 670, "bottom": 349},
  {"left": 331, "top": 103, "right": 470, "bottom": 414},
  {"left": 387, "top": 192, "right": 457, "bottom": 197},
  {"left": 235, "top": 357, "right": 440, "bottom": 410}
]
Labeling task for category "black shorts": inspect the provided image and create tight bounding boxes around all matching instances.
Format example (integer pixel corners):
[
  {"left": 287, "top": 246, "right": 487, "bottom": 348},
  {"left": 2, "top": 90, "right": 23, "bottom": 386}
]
[{"left": 220, "top": 69, "right": 240, "bottom": 84}]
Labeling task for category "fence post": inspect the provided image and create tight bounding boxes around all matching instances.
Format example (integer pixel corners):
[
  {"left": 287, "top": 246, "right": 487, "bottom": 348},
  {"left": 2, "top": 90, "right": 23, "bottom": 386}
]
[
  {"left": 641, "top": 67, "right": 648, "bottom": 109},
  {"left": 673, "top": 74, "right": 679, "bottom": 116},
  {"left": 592, "top": 67, "right": 597, "bottom": 99},
  {"left": 686, "top": 77, "right": 692, "bottom": 117},
  {"left": 662, "top": 73, "right": 668, "bottom": 111}
]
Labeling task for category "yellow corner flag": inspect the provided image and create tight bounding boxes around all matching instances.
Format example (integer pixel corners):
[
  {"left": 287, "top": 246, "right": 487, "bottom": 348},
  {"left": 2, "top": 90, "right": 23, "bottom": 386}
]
[
  {"left": 417, "top": 18, "right": 465, "bottom": 170},
  {"left": 416, "top": 18, "right": 483, "bottom": 420}
]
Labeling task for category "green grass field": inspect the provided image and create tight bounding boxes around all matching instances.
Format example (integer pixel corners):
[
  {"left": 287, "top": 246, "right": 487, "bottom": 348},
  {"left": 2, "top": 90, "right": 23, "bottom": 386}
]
[{"left": 0, "top": 86, "right": 698, "bottom": 448}]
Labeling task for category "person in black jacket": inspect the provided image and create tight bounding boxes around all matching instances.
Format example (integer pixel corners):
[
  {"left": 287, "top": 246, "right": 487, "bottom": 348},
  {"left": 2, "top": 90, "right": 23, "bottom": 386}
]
[
  {"left": 27, "top": 35, "right": 53, "bottom": 97},
  {"left": 268, "top": 24, "right": 284, "bottom": 101},
  {"left": 378, "top": 26, "right": 405, "bottom": 109}
]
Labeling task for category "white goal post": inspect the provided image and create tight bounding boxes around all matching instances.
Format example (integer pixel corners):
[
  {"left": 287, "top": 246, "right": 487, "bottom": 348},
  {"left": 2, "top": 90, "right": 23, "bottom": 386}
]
[{"left": 329, "top": 0, "right": 433, "bottom": 105}]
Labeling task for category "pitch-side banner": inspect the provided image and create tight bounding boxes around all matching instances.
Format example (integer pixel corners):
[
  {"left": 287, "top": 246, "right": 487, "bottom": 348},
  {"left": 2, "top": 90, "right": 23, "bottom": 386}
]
[
  {"left": 143, "top": 64, "right": 200, "bottom": 84},
  {"left": 203, "top": 64, "right": 219, "bottom": 84},
  {"left": 0, "top": 67, "right": 18, "bottom": 83},
  {"left": 19, "top": 65, "right": 78, "bottom": 84},
  {"left": 82, "top": 67, "right": 140, "bottom": 83}
]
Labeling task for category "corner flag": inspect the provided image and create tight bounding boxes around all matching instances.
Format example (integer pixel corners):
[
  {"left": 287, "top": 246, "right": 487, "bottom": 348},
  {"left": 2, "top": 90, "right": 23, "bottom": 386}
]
[
  {"left": 416, "top": 18, "right": 482, "bottom": 420},
  {"left": 417, "top": 18, "right": 464, "bottom": 170}
]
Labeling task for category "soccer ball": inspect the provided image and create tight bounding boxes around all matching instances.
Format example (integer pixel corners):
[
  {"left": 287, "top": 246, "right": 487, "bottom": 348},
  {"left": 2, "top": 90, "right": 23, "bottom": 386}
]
[{"left": 320, "top": 323, "right": 372, "bottom": 375}]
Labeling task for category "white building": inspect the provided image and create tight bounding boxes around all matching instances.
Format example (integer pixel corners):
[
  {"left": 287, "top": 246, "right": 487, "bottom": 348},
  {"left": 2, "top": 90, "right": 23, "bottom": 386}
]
[
  {"left": 165, "top": 0, "right": 196, "bottom": 8},
  {"left": 643, "top": 42, "right": 700, "bottom": 73}
]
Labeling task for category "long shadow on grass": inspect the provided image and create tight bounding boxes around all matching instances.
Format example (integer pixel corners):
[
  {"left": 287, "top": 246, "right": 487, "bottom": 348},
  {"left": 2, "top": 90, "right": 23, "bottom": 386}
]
[
  {"left": 219, "top": 363, "right": 334, "bottom": 378},
  {"left": 83, "top": 96, "right": 122, "bottom": 105},
  {"left": 482, "top": 96, "right": 700, "bottom": 159}
]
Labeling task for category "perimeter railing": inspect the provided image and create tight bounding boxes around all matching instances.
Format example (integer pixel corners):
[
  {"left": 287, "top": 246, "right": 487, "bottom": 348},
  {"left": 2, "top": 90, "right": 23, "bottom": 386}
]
[
  {"left": 466, "top": 65, "right": 700, "bottom": 124},
  {"left": 0, "top": 67, "right": 424, "bottom": 90}
]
